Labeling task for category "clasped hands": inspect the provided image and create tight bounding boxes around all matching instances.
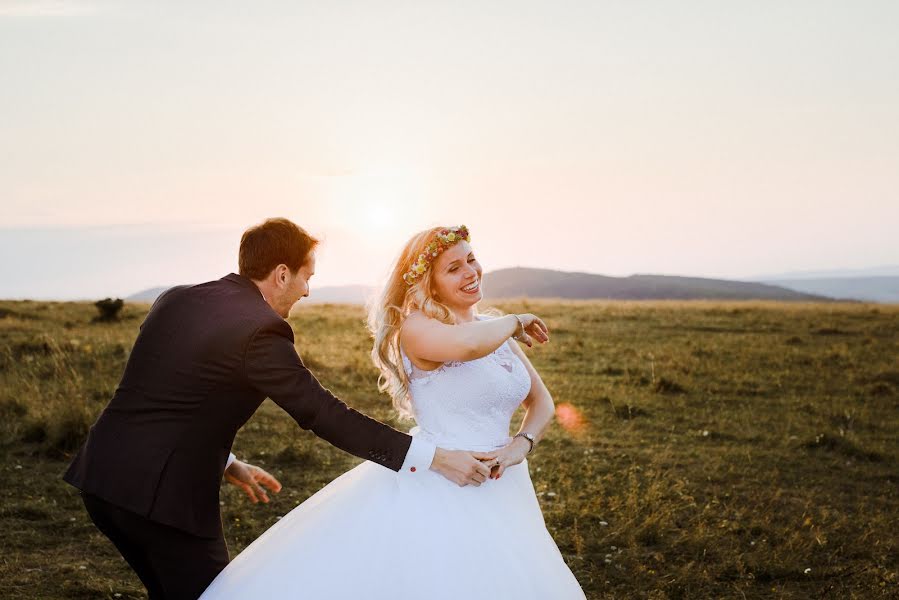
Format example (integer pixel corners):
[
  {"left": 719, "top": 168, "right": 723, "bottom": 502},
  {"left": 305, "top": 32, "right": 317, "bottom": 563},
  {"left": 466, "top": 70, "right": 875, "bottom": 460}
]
[{"left": 430, "top": 436, "right": 530, "bottom": 487}]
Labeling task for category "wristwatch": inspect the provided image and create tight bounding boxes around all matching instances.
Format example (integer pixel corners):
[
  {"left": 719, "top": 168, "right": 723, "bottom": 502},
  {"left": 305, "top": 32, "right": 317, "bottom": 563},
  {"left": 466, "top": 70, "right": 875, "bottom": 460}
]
[{"left": 514, "top": 432, "right": 536, "bottom": 454}]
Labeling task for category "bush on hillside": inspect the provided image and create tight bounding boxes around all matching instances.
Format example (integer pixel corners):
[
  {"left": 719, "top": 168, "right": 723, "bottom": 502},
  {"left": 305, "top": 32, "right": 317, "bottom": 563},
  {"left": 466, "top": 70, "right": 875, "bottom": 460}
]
[{"left": 93, "top": 298, "right": 124, "bottom": 322}]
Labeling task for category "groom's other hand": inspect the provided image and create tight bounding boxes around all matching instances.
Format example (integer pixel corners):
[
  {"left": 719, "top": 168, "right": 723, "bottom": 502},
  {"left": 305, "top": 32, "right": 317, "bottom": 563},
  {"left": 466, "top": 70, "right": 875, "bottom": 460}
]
[
  {"left": 430, "top": 448, "right": 494, "bottom": 487},
  {"left": 224, "top": 459, "right": 282, "bottom": 504}
]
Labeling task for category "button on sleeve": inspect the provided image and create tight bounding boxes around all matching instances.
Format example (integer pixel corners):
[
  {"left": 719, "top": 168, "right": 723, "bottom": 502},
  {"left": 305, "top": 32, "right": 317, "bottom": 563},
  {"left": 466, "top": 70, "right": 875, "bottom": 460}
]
[{"left": 400, "top": 436, "right": 436, "bottom": 475}]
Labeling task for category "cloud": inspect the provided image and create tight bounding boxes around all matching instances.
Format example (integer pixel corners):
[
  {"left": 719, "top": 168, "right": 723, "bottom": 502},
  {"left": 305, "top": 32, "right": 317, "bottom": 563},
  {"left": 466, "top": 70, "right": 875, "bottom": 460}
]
[{"left": 0, "top": 0, "right": 96, "bottom": 17}]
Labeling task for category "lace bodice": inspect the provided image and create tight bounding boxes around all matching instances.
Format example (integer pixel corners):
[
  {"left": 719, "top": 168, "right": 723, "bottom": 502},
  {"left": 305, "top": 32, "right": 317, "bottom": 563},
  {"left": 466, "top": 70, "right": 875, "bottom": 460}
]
[{"left": 400, "top": 316, "right": 532, "bottom": 451}]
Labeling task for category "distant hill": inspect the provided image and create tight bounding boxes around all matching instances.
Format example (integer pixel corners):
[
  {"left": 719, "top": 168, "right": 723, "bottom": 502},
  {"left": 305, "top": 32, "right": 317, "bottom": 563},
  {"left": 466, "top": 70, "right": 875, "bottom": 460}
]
[
  {"left": 127, "top": 284, "right": 376, "bottom": 305},
  {"left": 301, "top": 285, "right": 376, "bottom": 305},
  {"left": 752, "top": 265, "right": 899, "bottom": 280},
  {"left": 758, "top": 276, "right": 899, "bottom": 303},
  {"left": 126, "top": 286, "right": 171, "bottom": 303},
  {"left": 481, "top": 268, "right": 830, "bottom": 301},
  {"left": 127, "top": 268, "right": 849, "bottom": 305}
]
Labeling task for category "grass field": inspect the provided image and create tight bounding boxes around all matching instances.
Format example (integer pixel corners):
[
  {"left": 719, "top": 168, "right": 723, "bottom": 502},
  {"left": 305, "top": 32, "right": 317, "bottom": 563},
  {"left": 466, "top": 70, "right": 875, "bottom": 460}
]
[{"left": 0, "top": 299, "right": 897, "bottom": 599}]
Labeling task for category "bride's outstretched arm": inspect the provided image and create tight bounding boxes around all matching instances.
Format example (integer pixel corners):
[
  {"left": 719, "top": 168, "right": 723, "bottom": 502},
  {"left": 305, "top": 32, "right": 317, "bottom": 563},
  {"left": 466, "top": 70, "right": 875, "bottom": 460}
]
[
  {"left": 401, "top": 311, "right": 548, "bottom": 364},
  {"left": 490, "top": 340, "right": 555, "bottom": 479}
]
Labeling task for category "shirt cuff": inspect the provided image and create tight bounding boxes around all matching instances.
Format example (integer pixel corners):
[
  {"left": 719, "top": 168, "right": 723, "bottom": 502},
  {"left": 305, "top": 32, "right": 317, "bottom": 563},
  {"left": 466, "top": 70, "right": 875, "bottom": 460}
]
[
  {"left": 400, "top": 436, "right": 436, "bottom": 474},
  {"left": 225, "top": 452, "right": 237, "bottom": 470}
]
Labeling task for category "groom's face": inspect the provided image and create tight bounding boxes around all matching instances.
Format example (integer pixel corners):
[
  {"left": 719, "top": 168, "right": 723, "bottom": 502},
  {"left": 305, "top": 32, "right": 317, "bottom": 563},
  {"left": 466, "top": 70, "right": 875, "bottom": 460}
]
[{"left": 276, "top": 251, "right": 316, "bottom": 317}]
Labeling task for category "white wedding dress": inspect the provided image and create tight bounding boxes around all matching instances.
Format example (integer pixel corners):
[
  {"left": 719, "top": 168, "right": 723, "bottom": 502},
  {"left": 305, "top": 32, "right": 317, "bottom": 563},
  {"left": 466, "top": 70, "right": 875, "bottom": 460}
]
[{"left": 200, "top": 331, "right": 586, "bottom": 599}]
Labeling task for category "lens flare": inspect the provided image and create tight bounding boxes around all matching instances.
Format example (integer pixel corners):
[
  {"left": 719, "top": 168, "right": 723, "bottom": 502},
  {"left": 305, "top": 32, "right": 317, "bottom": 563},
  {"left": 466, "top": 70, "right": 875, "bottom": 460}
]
[{"left": 555, "top": 402, "right": 586, "bottom": 435}]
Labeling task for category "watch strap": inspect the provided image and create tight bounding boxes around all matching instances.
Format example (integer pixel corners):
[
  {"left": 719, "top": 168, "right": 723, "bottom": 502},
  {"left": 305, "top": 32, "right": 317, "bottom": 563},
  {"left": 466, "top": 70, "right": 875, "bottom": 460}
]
[{"left": 514, "top": 432, "right": 535, "bottom": 453}]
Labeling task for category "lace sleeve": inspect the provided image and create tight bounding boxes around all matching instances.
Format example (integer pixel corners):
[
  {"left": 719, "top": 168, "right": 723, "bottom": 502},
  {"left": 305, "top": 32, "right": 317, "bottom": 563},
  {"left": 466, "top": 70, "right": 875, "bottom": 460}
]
[{"left": 400, "top": 349, "right": 414, "bottom": 377}]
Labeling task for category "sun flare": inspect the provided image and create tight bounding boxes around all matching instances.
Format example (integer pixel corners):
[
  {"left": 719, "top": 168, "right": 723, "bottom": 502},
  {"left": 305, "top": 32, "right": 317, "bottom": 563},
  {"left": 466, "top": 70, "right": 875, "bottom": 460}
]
[{"left": 324, "top": 170, "right": 430, "bottom": 242}]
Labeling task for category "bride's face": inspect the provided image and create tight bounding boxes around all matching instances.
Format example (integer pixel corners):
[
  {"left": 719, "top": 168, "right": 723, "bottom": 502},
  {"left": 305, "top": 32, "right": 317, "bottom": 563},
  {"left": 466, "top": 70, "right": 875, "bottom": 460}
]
[{"left": 430, "top": 241, "right": 483, "bottom": 309}]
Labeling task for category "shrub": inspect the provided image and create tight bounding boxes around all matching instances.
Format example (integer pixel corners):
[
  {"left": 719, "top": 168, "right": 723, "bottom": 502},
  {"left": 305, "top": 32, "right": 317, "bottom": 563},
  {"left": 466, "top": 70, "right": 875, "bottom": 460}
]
[{"left": 93, "top": 298, "right": 124, "bottom": 322}]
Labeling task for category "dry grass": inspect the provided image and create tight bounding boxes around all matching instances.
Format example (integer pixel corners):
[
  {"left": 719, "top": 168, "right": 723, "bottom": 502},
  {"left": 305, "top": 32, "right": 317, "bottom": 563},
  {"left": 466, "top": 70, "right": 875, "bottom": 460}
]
[{"left": 0, "top": 299, "right": 897, "bottom": 599}]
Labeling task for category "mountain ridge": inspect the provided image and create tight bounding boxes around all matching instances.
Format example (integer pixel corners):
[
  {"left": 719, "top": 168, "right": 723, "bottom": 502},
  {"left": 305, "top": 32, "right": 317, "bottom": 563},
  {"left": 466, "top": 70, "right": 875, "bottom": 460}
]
[
  {"left": 482, "top": 268, "right": 829, "bottom": 302},
  {"left": 757, "top": 276, "right": 899, "bottom": 303},
  {"left": 126, "top": 268, "right": 848, "bottom": 304},
  {"left": 751, "top": 265, "right": 899, "bottom": 280}
]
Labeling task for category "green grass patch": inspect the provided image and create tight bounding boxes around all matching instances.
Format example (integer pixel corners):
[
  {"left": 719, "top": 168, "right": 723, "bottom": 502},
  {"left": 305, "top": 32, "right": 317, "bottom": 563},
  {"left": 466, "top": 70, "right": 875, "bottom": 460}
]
[{"left": 0, "top": 299, "right": 897, "bottom": 599}]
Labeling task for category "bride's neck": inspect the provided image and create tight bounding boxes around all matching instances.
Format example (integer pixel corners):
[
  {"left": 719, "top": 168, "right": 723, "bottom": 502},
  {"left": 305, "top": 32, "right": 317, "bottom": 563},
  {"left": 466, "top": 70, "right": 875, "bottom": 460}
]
[{"left": 450, "top": 306, "right": 477, "bottom": 324}]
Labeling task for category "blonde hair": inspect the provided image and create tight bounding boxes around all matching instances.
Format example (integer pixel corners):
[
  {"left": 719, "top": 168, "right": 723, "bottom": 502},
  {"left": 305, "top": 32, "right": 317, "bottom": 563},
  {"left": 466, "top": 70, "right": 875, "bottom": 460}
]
[{"left": 367, "top": 226, "right": 465, "bottom": 420}]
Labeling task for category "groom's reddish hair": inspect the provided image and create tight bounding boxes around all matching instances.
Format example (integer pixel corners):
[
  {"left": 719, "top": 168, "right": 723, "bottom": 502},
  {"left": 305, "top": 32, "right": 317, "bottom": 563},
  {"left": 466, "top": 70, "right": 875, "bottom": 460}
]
[{"left": 239, "top": 218, "right": 319, "bottom": 280}]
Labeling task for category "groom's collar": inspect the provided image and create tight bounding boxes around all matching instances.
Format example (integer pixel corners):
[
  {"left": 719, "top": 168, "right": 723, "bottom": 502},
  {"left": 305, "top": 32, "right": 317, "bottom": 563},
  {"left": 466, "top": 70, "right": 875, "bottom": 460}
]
[{"left": 222, "top": 273, "right": 264, "bottom": 299}]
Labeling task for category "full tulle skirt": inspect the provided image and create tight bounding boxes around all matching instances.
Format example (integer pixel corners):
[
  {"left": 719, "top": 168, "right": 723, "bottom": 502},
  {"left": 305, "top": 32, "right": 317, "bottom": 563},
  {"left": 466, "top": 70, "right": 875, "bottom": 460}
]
[{"left": 200, "top": 457, "right": 585, "bottom": 599}]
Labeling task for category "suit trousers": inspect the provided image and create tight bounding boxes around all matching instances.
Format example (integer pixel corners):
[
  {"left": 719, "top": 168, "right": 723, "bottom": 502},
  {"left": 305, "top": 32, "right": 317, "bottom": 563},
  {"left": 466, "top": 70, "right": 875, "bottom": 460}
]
[{"left": 82, "top": 493, "right": 229, "bottom": 600}]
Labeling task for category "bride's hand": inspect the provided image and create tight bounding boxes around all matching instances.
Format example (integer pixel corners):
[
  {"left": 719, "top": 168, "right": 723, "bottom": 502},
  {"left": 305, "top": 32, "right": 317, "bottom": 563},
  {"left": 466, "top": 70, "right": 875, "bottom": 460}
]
[
  {"left": 225, "top": 459, "right": 282, "bottom": 504},
  {"left": 484, "top": 437, "right": 530, "bottom": 479},
  {"left": 431, "top": 448, "right": 494, "bottom": 487},
  {"left": 514, "top": 314, "right": 549, "bottom": 347}
]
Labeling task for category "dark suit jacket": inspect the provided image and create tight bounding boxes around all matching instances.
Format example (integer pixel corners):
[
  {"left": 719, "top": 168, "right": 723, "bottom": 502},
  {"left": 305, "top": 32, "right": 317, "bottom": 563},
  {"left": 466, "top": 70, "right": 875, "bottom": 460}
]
[{"left": 64, "top": 273, "right": 412, "bottom": 538}]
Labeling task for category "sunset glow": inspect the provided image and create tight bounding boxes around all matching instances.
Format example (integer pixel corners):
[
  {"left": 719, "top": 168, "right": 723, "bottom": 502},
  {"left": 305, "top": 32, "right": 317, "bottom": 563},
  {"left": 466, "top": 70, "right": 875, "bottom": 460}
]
[
  {"left": 321, "top": 171, "right": 430, "bottom": 243},
  {"left": 1, "top": 2, "right": 897, "bottom": 299}
]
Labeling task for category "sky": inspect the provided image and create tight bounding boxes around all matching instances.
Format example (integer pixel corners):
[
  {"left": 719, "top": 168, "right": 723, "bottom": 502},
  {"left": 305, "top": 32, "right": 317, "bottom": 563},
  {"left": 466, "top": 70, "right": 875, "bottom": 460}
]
[{"left": 1, "top": 1, "right": 897, "bottom": 299}]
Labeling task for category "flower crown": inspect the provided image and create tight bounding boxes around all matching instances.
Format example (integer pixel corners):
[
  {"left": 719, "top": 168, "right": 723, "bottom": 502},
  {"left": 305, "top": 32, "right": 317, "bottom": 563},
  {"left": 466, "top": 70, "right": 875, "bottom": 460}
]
[{"left": 403, "top": 225, "right": 471, "bottom": 286}]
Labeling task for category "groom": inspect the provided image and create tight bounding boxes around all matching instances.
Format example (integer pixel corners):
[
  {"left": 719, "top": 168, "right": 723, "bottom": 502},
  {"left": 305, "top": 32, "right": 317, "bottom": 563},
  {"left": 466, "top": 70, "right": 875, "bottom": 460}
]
[{"left": 63, "top": 218, "right": 495, "bottom": 600}]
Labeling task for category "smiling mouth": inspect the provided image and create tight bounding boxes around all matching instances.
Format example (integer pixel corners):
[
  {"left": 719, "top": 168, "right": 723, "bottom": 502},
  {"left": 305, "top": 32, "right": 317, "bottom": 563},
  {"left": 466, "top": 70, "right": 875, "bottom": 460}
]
[{"left": 461, "top": 280, "right": 480, "bottom": 293}]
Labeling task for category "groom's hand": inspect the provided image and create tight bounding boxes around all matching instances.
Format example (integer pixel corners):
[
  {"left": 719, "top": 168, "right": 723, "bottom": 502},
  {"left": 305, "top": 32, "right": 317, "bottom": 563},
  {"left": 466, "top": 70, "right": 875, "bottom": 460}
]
[
  {"left": 224, "top": 459, "right": 282, "bottom": 504},
  {"left": 430, "top": 448, "right": 494, "bottom": 487}
]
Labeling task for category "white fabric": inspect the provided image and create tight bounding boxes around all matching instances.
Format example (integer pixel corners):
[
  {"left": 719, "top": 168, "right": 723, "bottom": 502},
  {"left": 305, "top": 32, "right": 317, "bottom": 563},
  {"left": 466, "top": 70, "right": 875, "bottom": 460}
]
[
  {"left": 400, "top": 338, "right": 528, "bottom": 452},
  {"left": 400, "top": 435, "right": 436, "bottom": 473},
  {"left": 225, "top": 452, "right": 236, "bottom": 470},
  {"left": 201, "top": 318, "right": 585, "bottom": 599}
]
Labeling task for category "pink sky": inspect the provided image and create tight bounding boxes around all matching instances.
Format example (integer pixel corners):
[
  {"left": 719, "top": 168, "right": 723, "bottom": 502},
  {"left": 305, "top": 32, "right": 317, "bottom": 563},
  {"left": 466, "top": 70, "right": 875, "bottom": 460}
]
[{"left": 1, "top": 2, "right": 897, "bottom": 297}]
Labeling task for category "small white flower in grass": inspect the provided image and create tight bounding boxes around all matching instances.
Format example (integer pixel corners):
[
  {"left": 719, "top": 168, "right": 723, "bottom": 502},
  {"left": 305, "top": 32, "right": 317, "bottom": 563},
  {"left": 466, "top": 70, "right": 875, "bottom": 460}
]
[
  {"left": 78, "top": 565, "right": 87, "bottom": 570},
  {"left": 546, "top": 492, "right": 556, "bottom": 497},
  {"left": 804, "top": 568, "right": 811, "bottom": 574},
  {"left": 702, "top": 430, "right": 710, "bottom": 437},
  {"left": 599, "top": 521, "right": 609, "bottom": 526}
]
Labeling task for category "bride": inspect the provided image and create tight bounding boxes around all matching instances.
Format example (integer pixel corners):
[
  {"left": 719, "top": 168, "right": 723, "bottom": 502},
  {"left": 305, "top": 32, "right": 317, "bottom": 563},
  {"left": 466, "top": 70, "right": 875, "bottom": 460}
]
[{"left": 200, "top": 225, "right": 586, "bottom": 599}]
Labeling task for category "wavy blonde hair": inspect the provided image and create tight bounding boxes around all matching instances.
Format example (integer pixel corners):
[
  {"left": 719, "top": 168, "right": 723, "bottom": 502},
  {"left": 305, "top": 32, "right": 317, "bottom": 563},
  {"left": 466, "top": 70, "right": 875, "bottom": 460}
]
[{"left": 367, "top": 226, "right": 467, "bottom": 420}]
